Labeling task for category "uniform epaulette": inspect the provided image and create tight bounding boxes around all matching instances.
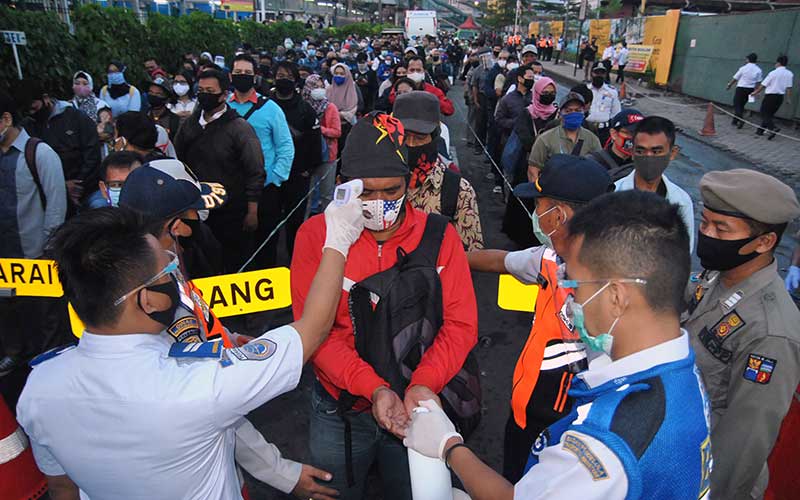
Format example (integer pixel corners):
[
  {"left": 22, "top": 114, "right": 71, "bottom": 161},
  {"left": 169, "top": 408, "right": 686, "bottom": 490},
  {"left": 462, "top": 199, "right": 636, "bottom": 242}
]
[
  {"left": 30, "top": 343, "right": 77, "bottom": 367},
  {"left": 168, "top": 341, "right": 223, "bottom": 360}
]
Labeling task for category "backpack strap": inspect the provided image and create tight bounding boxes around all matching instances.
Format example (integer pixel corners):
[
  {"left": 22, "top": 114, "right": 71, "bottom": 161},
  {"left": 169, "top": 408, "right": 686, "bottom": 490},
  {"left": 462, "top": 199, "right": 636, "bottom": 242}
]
[
  {"left": 242, "top": 96, "right": 269, "bottom": 121},
  {"left": 440, "top": 168, "right": 461, "bottom": 222},
  {"left": 589, "top": 149, "right": 619, "bottom": 170},
  {"left": 24, "top": 138, "right": 47, "bottom": 210},
  {"left": 407, "top": 213, "right": 449, "bottom": 268},
  {"left": 570, "top": 138, "right": 585, "bottom": 156}
]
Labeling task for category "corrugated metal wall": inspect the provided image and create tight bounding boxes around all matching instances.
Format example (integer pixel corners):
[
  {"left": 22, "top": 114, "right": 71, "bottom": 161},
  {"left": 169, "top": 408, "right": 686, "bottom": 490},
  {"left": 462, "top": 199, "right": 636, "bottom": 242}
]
[{"left": 669, "top": 10, "right": 800, "bottom": 119}]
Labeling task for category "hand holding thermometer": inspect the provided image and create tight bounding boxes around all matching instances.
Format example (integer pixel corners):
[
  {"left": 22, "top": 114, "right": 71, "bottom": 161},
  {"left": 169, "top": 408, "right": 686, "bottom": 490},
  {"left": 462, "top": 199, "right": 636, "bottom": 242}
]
[{"left": 334, "top": 179, "right": 364, "bottom": 206}]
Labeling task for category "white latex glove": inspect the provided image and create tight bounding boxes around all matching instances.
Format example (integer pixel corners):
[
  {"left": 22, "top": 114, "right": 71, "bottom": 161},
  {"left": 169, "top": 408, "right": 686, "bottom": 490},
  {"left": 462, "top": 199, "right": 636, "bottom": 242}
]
[
  {"left": 402, "top": 400, "right": 462, "bottom": 460},
  {"left": 786, "top": 265, "right": 800, "bottom": 292},
  {"left": 504, "top": 247, "right": 540, "bottom": 285},
  {"left": 323, "top": 180, "right": 365, "bottom": 258}
]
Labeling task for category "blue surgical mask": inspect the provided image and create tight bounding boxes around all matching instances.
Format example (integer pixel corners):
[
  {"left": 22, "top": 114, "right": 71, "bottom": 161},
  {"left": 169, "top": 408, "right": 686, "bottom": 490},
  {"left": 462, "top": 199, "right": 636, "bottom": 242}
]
[
  {"left": 531, "top": 205, "right": 560, "bottom": 249},
  {"left": 562, "top": 111, "right": 584, "bottom": 131},
  {"left": 333, "top": 75, "right": 346, "bottom": 86},
  {"left": 108, "top": 72, "right": 125, "bottom": 85},
  {"left": 107, "top": 186, "right": 122, "bottom": 207},
  {"left": 308, "top": 49, "right": 316, "bottom": 56},
  {"left": 567, "top": 284, "right": 617, "bottom": 356}
]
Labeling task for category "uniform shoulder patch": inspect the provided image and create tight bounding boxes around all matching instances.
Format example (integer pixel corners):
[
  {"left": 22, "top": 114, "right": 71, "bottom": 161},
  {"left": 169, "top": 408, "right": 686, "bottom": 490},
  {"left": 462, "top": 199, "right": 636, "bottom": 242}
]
[
  {"left": 166, "top": 316, "right": 203, "bottom": 344},
  {"left": 227, "top": 338, "right": 277, "bottom": 362},
  {"left": 711, "top": 310, "right": 746, "bottom": 343},
  {"left": 743, "top": 353, "right": 776, "bottom": 384},
  {"left": 168, "top": 341, "right": 222, "bottom": 359},
  {"left": 29, "top": 343, "right": 77, "bottom": 367},
  {"left": 562, "top": 434, "right": 609, "bottom": 481}
]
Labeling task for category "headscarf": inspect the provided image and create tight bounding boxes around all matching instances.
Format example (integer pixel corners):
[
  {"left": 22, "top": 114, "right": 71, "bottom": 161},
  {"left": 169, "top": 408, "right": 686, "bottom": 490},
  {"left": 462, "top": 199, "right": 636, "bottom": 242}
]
[
  {"left": 302, "top": 74, "right": 329, "bottom": 117},
  {"left": 72, "top": 71, "right": 100, "bottom": 121},
  {"left": 326, "top": 63, "right": 358, "bottom": 122},
  {"left": 527, "top": 76, "right": 557, "bottom": 121}
]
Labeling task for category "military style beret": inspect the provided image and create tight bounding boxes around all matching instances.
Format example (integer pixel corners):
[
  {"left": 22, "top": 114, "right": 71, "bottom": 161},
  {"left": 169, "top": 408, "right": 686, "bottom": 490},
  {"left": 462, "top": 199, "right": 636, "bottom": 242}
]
[{"left": 700, "top": 169, "right": 800, "bottom": 224}]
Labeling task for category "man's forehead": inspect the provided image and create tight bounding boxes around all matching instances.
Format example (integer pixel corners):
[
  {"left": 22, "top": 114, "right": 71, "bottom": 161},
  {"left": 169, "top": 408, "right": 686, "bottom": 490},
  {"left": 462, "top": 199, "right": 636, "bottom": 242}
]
[
  {"left": 362, "top": 177, "right": 405, "bottom": 188},
  {"left": 701, "top": 207, "right": 749, "bottom": 229}
]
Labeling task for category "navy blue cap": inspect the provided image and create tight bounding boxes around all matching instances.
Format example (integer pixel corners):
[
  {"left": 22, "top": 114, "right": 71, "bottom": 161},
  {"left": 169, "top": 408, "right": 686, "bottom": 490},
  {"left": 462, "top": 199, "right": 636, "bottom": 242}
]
[
  {"left": 513, "top": 154, "right": 614, "bottom": 204},
  {"left": 610, "top": 108, "right": 645, "bottom": 130},
  {"left": 119, "top": 159, "right": 228, "bottom": 219}
]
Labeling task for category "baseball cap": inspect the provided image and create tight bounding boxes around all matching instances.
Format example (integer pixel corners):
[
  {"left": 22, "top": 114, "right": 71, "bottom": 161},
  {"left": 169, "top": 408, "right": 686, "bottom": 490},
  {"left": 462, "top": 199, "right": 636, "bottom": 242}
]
[
  {"left": 148, "top": 76, "right": 172, "bottom": 95},
  {"left": 120, "top": 159, "right": 228, "bottom": 219},
  {"left": 341, "top": 112, "right": 409, "bottom": 178},
  {"left": 522, "top": 44, "right": 538, "bottom": 56},
  {"left": 116, "top": 112, "right": 158, "bottom": 151},
  {"left": 404, "top": 46, "right": 418, "bottom": 54},
  {"left": 513, "top": 155, "right": 613, "bottom": 204},
  {"left": 610, "top": 109, "right": 645, "bottom": 130},
  {"left": 393, "top": 91, "right": 440, "bottom": 134},
  {"left": 559, "top": 92, "right": 585, "bottom": 109}
]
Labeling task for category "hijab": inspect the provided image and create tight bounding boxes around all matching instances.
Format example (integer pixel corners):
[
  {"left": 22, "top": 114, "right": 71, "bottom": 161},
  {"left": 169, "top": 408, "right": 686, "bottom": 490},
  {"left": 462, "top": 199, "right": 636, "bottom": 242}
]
[
  {"left": 302, "top": 74, "right": 329, "bottom": 117},
  {"left": 72, "top": 71, "right": 100, "bottom": 121},
  {"left": 527, "top": 77, "right": 557, "bottom": 121},
  {"left": 326, "top": 63, "right": 358, "bottom": 117}
]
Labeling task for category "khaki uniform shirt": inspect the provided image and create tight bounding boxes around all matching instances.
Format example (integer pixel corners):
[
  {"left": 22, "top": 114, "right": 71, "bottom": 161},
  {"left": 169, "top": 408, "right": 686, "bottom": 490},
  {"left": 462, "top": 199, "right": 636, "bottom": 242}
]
[
  {"left": 681, "top": 260, "right": 800, "bottom": 500},
  {"left": 527, "top": 126, "right": 603, "bottom": 169},
  {"left": 407, "top": 159, "right": 484, "bottom": 251}
]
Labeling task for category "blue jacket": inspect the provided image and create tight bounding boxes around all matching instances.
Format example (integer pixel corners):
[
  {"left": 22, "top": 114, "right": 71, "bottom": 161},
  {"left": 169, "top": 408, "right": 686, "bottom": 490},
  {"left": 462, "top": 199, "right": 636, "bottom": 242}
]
[{"left": 228, "top": 94, "right": 295, "bottom": 187}]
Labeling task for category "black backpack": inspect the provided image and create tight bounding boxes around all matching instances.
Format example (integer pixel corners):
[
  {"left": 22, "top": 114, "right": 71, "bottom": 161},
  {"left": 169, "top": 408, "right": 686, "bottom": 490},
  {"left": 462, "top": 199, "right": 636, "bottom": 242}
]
[
  {"left": 589, "top": 149, "right": 635, "bottom": 182},
  {"left": 337, "top": 213, "right": 482, "bottom": 484}
]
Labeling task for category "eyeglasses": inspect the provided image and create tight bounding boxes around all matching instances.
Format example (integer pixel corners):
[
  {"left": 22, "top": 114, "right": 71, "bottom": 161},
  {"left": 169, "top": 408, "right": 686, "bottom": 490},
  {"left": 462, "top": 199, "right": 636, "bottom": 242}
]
[
  {"left": 558, "top": 278, "right": 647, "bottom": 289},
  {"left": 113, "top": 250, "right": 182, "bottom": 307}
]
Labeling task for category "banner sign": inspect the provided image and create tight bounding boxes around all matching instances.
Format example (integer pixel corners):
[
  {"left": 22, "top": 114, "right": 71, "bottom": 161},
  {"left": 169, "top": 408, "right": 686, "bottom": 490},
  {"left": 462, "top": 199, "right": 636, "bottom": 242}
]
[{"left": 626, "top": 44, "right": 654, "bottom": 73}]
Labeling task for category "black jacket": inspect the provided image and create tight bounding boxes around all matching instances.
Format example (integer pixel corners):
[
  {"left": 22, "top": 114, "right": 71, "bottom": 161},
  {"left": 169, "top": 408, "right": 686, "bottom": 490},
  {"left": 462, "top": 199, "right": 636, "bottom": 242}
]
[
  {"left": 495, "top": 89, "right": 532, "bottom": 134},
  {"left": 174, "top": 106, "right": 265, "bottom": 210},
  {"left": 353, "top": 68, "right": 379, "bottom": 112},
  {"left": 23, "top": 101, "right": 101, "bottom": 185},
  {"left": 272, "top": 92, "right": 322, "bottom": 177}
]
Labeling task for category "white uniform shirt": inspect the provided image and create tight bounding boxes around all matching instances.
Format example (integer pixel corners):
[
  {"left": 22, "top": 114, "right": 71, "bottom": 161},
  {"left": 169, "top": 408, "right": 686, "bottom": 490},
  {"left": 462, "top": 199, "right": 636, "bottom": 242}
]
[
  {"left": 615, "top": 171, "right": 696, "bottom": 252},
  {"left": 617, "top": 47, "right": 629, "bottom": 66},
  {"left": 17, "top": 325, "right": 303, "bottom": 500},
  {"left": 586, "top": 83, "right": 621, "bottom": 124},
  {"left": 761, "top": 66, "right": 794, "bottom": 95},
  {"left": 602, "top": 46, "right": 615, "bottom": 61},
  {"left": 514, "top": 332, "right": 692, "bottom": 499},
  {"left": 732, "top": 63, "right": 763, "bottom": 89}
]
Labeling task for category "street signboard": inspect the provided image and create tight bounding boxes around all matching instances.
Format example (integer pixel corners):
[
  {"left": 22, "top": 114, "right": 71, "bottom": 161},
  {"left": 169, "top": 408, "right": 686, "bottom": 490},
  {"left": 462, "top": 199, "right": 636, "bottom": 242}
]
[{"left": 2, "top": 31, "right": 26, "bottom": 45}]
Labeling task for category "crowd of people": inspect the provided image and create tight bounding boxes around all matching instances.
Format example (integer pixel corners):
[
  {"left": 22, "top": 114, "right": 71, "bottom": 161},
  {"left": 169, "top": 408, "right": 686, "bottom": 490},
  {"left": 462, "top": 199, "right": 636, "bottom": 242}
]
[{"left": 0, "top": 27, "right": 798, "bottom": 500}]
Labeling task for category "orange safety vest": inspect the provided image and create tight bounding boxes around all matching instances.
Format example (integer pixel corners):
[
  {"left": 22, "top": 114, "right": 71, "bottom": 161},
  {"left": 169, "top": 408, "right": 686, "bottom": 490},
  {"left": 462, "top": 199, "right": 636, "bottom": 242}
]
[
  {"left": 166, "top": 281, "right": 233, "bottom": 348},
  {"left": 510, "top": 249, "right": 585, "bottom": 429}
]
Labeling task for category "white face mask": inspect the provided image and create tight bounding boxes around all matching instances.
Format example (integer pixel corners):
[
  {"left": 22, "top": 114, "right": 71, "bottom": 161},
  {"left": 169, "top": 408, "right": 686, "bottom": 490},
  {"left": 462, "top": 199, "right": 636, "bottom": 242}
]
[
  {"left": 310, "top": 88, "right": 327, "bottom": 101},
  {"left": 173, "top": 83, "right": 190, "bottom": 96},
  {"left": 497, "top": 59, "right": 507, "bottom": 68},
  {"left": 362, "top": 196, "right": 405, "bottom": 231},
  {"left": 534, "top": 74, "right": 542, "bottom": 81},
  {"left": 408, "top": 72, "right": 425, "bottom": 83},
  {"left": 507, "top": 62, "right": 520, "bottom": 71}
]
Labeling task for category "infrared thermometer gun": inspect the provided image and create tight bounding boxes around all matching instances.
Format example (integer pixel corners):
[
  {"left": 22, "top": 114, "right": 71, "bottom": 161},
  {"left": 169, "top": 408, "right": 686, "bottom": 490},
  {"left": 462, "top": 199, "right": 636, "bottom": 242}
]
[{"left": 334, "top": 179, "right": 364, "bottom": 206}]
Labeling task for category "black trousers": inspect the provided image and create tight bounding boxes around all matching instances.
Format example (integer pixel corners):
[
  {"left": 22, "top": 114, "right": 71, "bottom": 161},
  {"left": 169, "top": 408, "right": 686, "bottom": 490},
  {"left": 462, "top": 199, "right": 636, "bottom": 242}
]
[
  {"left": 503, "top": 413, "right": 551, "bottom": 483},
  {"left": 205, "top": 205, "right": 250, "bottom": 274},
  {"left": 616, "top": 64, "right": 626, "bottom": 83},
  {"left": 475, "top": 93, "right": 489, "bottom": 150},
  {"left": 602, "top": 59, "right": 612, "bottom": 82},
  {"left": 733, "top": 86, "right": 754, "bottom": 124},
  {"left": 0, "top": 296, "right": 71, "bottom": 361},
  {"left": 279, "top": 173, "right": 311, "bottom": 260},
  {"left": 253, "top": 184, "right": 282, "bottom": 270},
  {"left": 759, "top": 94, "right": 783, "bottom": 132}
]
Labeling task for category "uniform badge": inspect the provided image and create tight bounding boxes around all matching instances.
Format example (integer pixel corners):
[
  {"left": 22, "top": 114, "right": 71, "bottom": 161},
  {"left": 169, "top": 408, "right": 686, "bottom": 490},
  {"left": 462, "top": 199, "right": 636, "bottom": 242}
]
[
  {"left": 166, "top": 316, "right": 202, "bottom": 344},
  {"left": 169, "top": 341, "right": 222, "bottom": 359},
  {"left": 743, "top": 354, "right": 776, "bottom": 385},
  {"left": 531, "top": 429, "right": 550, "bottom": 456},
  {"left": 562, "top": 434, "right": 609, "bottom": 480},
  {"left": 228, "top": 338, "right": 278, "bottom": 362},
  {"left": 698, "top": 327, "right": 732, "bottom": 363},
  {"left": 711, "top": 311, "right": 745, "bottom": 343}
]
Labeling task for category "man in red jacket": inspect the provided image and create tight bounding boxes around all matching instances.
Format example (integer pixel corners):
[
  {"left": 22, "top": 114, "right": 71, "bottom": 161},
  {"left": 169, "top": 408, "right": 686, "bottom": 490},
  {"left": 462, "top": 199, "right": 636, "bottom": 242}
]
[
  {"left": 389, "top": 56, "right": 455, "bottom": 116},
  {"left": 291, "top": 113, "right": 477, "bottom": 499}
]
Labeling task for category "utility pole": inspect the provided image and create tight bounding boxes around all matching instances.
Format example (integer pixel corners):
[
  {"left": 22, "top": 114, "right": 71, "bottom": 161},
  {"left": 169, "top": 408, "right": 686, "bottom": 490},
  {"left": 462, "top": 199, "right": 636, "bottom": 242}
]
[
  {"left": 573, "top": 0, "right": 587, "bottom": 77},
  {"left": 513, "top": 0, "right": 521, "bottom": 36}
]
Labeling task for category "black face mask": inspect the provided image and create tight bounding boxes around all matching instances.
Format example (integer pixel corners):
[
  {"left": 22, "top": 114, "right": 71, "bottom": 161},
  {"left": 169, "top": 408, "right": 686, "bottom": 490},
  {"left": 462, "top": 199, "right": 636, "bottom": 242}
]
[
  {"left": 493, "top": 51, "right": 500, "bottom": 57},
  {"left": 137, "top": 276, "right": 180, "bottom": 328},
  {"left": 31, "top": 104, "right": 50, "bottom": 123},
  {"left": 471, "top": 61, "right": 479, "bottom": 68},
  {"left": 147, "top": 94, "right": 168, "bottom": 108},
  {"left": 696, "top": 232, "right": 762, "bottom": 271},
  {"left": 231, "top": 74, "right": 255, "bottom": 93},
  {"left": 406, "top": 140, "right": 439, "bottom": 169},
  {"left": 275, "top": 78, "right": 296, "bottom": 96},
  {"left": 197, "top": 92, "right": 223, "bottom": 112},
  {"left": 592, "top": 76, "right": 605, "bottom": 88},
  {"left": 259, "top": 64, "right": 272, "bottom": 76},
  {"left": 539, "top": 93, "right": 556, "bottom": 105},
  {"left": 521, "top": 78, "right": 535, "bottom": 90}
]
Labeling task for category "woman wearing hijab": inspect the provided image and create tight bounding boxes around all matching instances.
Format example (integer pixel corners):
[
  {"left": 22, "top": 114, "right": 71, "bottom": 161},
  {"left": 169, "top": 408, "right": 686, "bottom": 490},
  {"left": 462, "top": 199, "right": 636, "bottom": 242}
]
[
  {"left": 99, "top": 61, "right": 142, "bottom": 118},
  {"left": 326, "top": 63, "right": 358, "bottom": 125},
  {"left": 501, "top": 76, "right": 559, "bottom": 247},
  {"left": 71, "top": 71, "right": 109, "bottom": 122},
  {"left": 302, "top": 74, "right": 341, "bottom": 215}
]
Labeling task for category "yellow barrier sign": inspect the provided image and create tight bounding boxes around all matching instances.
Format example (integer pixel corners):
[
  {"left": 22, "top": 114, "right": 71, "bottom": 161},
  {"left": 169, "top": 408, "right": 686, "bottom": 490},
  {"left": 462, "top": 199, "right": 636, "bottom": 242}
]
[
  {"left": 0, "top": 258, "right": 63, "bottom": 297},
  {"left": 497, "top": 274, "right": 539, "bottom": 313},
  {"left": 192, "top": 267, "right": 292, "bottom": 318}
]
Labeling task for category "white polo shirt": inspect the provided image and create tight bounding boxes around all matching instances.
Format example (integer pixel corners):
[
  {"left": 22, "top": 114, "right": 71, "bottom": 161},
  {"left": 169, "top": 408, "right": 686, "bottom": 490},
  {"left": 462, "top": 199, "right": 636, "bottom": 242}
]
[
  {"left": 615, "top": 171, "right": 696, "bottom": 252},
  {"left": 732, "top": 62, "right": 763, "bottom": 88},
  {"left": 761, "top": 66, "right": 794, "bottom": 95},
  {"left": 17, "top": 325, "right": 302, "bottom": 500}
]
